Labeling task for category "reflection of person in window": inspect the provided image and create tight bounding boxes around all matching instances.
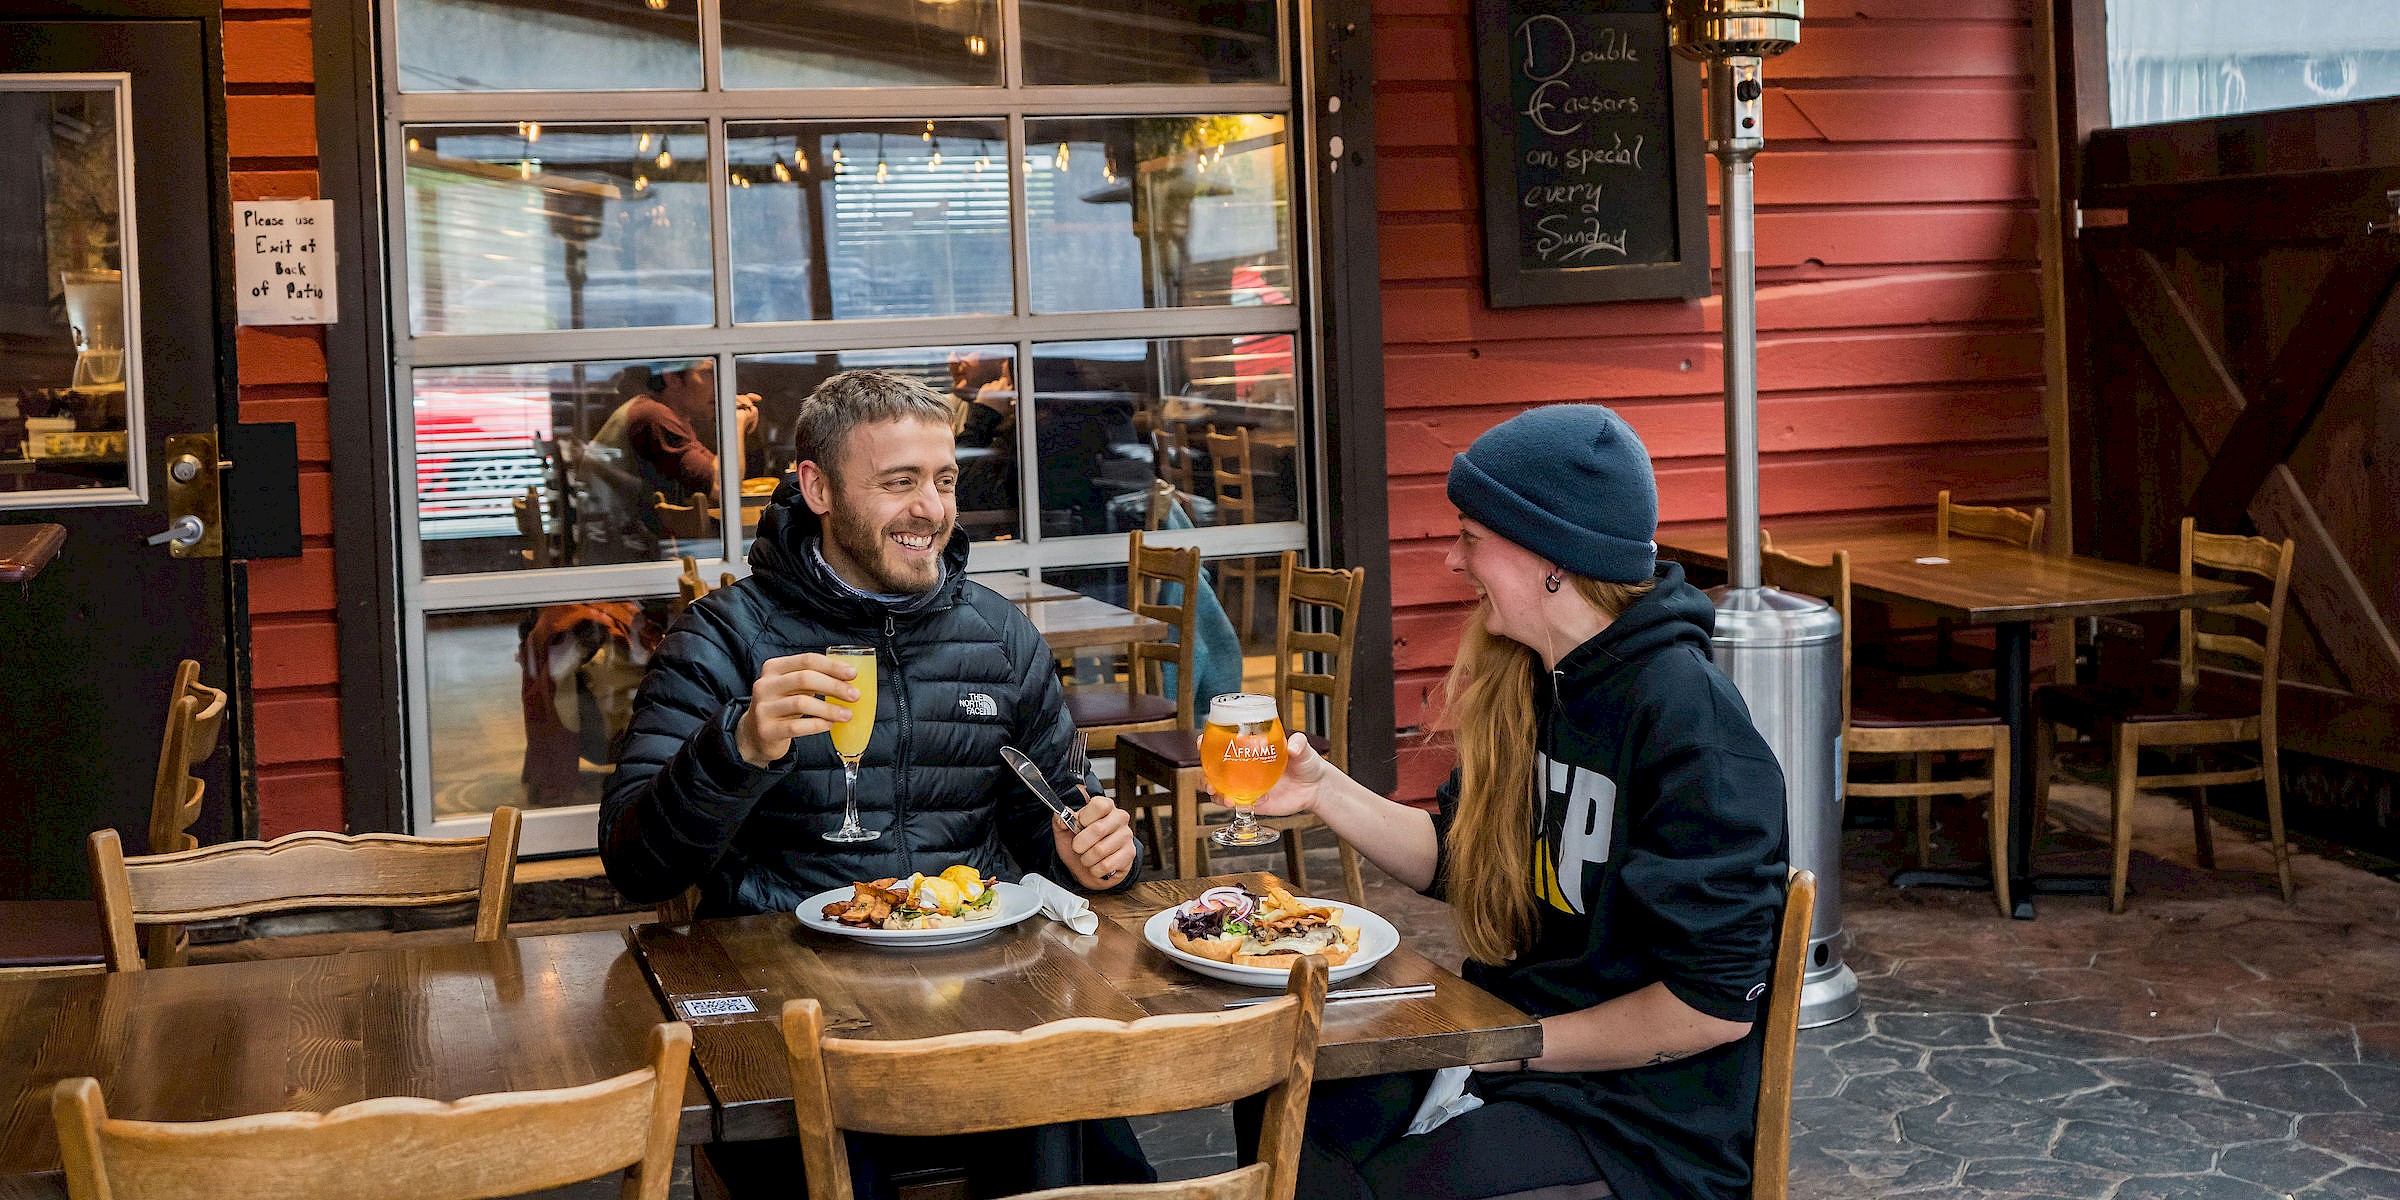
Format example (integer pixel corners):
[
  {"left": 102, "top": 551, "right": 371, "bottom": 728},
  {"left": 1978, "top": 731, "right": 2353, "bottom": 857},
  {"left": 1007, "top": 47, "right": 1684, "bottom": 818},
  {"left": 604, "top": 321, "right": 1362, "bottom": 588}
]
[
  {"left": 582, "top": 360, "right": 761, "bottom": 556},
  {"left": 948, "top": 350, "right": 1017, "bottom": 521}
]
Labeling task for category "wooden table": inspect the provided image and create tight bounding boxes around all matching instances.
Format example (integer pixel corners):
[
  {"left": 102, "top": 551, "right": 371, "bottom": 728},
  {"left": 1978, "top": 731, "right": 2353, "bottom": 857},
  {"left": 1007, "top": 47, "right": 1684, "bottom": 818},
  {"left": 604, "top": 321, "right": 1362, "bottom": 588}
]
[
  {"left": 1021, "top": 594, "right": 1169, "bottom": 655},
  {"left": 0, "top": 524, "right": 64, "bottom": 587},
  {"left": 628, "top": 872, "right": 1540, "bottom": 1145},
  {"left": 968, "top": 573, "right": 1082, "bottom": 605},
  {"left": 0, "top": 931, "right": 709, "bottom": 1198},
  {"left": 1657, "top": 516, "right": 2246, "bottom": 918}
]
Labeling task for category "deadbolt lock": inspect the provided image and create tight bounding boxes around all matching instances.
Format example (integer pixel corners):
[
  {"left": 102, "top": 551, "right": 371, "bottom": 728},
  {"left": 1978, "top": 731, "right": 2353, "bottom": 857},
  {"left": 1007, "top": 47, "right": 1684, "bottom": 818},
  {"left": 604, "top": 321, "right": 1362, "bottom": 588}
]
[{"left": 162, "top": 432, "right": 224, "bottom": 559}]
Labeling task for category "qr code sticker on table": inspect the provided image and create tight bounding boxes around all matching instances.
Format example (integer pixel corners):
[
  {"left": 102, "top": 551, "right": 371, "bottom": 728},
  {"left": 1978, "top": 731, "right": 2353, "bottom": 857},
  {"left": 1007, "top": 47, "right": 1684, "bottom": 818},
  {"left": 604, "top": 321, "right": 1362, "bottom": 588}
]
[{"left": 674, "top": 991, "right": 772, "bottom": 1024}]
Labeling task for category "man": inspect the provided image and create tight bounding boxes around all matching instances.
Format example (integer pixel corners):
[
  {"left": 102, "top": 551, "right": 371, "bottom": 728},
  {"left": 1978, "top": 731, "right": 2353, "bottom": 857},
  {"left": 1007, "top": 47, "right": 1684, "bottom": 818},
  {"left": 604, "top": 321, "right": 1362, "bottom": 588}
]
[
  {"left": 600, "top": 368, "right": 1150, "bottom": 1198},
  {"left": 578, "top": 359, "right": 762, "bottom": 560},
  {"left": 600, "top": 367, "right": 1139, "bottom": 915}
]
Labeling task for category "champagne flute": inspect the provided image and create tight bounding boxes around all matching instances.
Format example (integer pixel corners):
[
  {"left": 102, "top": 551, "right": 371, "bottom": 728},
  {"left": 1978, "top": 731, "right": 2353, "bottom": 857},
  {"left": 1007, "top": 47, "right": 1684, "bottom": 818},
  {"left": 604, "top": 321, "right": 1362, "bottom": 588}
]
[
  {"left": 821, "top": 645, "right": 880, "bottom": 843},
  {"left": 1202, "top": 693, "right": 1285, "bottom": 848}
]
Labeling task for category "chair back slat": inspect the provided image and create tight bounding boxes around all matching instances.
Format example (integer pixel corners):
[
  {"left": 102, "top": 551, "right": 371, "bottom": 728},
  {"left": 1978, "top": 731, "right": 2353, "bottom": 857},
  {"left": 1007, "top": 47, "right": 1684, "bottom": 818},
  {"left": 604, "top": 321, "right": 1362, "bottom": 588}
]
[
  {"left": 1204, "top": 427, "right": 1254, "bottom": 522},
  {"left": 785, "top": 956, "right": 1325, "bottom": 1200},
  {"left": 146, "top": 661, "right": 228, "bottom": 860},
  {"left": 1752, "top": 870, "right": 1818, "bottom": 1200},
  {"left": 1936, "top": 489, "right": 2045, "bottom": 550},
  {"left": 54, "top": 1021, "right": 689, "bottom": 1200},
  {"left": 1126, "top": 532, "right": 1204, "bottom": 721},
  {"left": 1273, "top": 553, "right": 1366, "bottom": 772},
  {"left": 2177, "top": 516, "right": 2294, "bottom": 699},
  {"left": 90, "top": 808, "right": 521, "bottom": 972},
  {"left": 1758, "top": 547, "right": 1851, "bottom": 730}
]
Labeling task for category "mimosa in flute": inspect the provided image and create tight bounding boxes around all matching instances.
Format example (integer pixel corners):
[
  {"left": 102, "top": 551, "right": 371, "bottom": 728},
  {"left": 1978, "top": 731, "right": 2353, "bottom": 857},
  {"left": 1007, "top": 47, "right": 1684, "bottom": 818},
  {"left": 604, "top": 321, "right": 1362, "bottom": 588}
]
[
  {"left": 1201, "top": 692, "right": 1285, "bottom": 848},
  {"left": 821, "top": 645, "right": 880, "bottom": 842}
]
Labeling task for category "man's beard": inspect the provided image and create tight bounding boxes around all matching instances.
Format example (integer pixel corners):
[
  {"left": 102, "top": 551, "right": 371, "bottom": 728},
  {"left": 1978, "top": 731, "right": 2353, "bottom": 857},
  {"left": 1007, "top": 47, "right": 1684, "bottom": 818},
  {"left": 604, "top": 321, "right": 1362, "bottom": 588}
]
[{"left": 826, "top": 504, "right": 949, "bottom": 595}]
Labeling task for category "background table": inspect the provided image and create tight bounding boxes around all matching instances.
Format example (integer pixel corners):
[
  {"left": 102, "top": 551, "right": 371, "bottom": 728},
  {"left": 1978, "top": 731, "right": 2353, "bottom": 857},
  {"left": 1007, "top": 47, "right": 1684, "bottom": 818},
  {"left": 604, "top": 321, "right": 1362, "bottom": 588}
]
[
  {"left": 629, "top": 872, "right": 1540, "bottom": 1144},
  {"left": 968, "top": 573, "right": 1082, "bottom": 605},
  {"left": 1021, "top": 594, "right": 1169, "bottom": 655},
  {"left": 1658, "top": 517, "right": 2245, "bottom": 917},
  {"left": 0, "top": 931, "right": 708, "bottom": 1198}
]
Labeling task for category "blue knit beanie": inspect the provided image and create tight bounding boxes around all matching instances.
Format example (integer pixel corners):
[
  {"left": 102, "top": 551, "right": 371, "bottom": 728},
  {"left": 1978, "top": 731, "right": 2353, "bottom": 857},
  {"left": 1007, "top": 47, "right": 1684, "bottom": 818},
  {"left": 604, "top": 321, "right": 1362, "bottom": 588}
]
[{"left": 1446, "top": 405, "right": 1658, "bottom": 584}]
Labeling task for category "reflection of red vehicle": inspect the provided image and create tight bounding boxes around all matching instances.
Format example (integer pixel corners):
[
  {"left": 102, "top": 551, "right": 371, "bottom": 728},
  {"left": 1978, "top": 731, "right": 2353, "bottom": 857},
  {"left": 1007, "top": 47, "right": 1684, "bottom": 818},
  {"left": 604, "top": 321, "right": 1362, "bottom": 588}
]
[
  {"left": 1228, "top": 264, "right": 1293, "bottom": 405},
  {"left": 414, "top": 377, "right": 552, "bottom": 540}
]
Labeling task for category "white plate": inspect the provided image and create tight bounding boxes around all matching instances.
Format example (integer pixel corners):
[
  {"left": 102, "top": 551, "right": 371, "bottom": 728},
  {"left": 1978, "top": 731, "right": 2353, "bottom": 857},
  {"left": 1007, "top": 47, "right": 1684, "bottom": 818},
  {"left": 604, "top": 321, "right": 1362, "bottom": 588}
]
[
  {"left": 1142, "top": 896, "right": 1400, "bottom": 987},
  {"left": 796, "top": 881, "right": 1042, "bottom": 948}
]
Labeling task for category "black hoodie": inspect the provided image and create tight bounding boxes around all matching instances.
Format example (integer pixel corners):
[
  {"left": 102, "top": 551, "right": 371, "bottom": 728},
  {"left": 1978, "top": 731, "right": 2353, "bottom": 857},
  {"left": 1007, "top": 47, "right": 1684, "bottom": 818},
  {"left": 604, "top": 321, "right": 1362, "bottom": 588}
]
[
  {"left": 597, "top": 483, "right": 1123, "bottom": 914},
  {"left": 1427, "top": 561, "right": 1789, "bottom": 1200}
]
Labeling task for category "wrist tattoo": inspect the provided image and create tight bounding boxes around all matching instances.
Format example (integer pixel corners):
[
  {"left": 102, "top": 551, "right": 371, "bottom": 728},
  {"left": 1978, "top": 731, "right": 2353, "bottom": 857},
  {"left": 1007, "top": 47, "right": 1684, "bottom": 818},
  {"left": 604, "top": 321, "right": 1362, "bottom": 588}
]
[{"left": 1645, "top": 1049, "right": 1690, "bottom": 1066}]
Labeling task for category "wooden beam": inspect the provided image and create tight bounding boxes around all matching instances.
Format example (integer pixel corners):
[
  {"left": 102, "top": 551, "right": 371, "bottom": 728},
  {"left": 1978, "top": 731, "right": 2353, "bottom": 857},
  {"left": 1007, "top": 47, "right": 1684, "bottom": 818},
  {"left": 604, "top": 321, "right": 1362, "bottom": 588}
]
[
  {"left": 2088, "top": 240, "right": 2246, "bottom": 451},
  {"left": 2189, "top": 235, "right": 2400, "bottom": 526},
  {"left": 2253, "top": 466, "right": 2400, "bottom": 704}
]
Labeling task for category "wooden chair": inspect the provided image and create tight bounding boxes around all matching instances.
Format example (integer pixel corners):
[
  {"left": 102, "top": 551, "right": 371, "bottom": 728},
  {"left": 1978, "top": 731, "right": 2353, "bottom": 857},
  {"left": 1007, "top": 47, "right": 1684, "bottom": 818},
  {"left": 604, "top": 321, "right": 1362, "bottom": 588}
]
[
  {"left": 87, "top": 807, "right": 523, "bottom": 972},
  {"left": 654, "top": 490, "right": 715, "bottom": 544},
  {"left": 1143, "top": 478, "right": 1191, "bottom": 532},
  {"left": 1860, "top": 489, "right": 2047, "bottom": 678},
  {"left": 2031, "top": 517, "right": 2295, "bottom": 911},
  {"left": 781, "top": 954, "right": 1327, "bottom": 1200},
  {"left": 514, "top": 485, "right": 558, "bottom": 568},
  {"left": 1063, "top": 531, "right": 1201, "bottom": 757},
  {"left": 4, "top": 661, "right": 228, "bottom": 978},
  {"left": 1151, "top": 423, "right": 1197, "bottom": 499},
  {"left": 1117, "top": 553, "right": 1368, "bottom": 899},
  {"left": 1762, "top": 547, "right": 2015, "bottom": 917},
  {"left": 53, "top": 1019, "right": 692, "bottom": 1200},
  {"left": 1203, "top": 425, "right": 1266, "bottom": 637},
  {"left": 1484, "top": 870, "right": 1816, "bottom": 1200}
]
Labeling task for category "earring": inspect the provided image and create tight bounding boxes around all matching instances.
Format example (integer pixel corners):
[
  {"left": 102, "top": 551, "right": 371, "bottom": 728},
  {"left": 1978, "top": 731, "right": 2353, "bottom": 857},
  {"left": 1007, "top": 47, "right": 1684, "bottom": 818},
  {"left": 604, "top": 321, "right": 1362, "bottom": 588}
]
[{"left": 1544, "top": 570, "right": 1563, "bottom": 594}]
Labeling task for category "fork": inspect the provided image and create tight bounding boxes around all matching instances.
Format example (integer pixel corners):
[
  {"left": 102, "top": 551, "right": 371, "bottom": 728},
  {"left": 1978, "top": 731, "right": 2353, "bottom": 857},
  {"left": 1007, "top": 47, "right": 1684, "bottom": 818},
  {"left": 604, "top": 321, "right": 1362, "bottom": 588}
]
[{"left": 1063, "top": 731, "right": 1095, "bottom": 805}]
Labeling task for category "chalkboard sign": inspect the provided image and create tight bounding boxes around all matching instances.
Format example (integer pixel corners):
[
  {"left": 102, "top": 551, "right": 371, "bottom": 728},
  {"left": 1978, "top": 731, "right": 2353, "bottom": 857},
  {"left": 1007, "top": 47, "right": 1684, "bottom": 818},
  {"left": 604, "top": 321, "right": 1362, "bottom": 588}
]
[{"left": 1475, "top": 0, "right": 1708, "bottom": 307}]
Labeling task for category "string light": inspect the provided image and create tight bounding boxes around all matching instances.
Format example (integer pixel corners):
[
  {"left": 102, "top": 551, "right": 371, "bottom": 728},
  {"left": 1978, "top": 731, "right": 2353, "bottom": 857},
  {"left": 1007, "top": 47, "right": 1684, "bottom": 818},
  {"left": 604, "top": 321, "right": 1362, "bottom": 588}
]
[
  {"left": 638, "top": 131, "right": 652, "bottom": 152},
  {"left": 1053, "top": 141, "right": 1069, "bottom": 171},
  {"left": 518, "top": 121, "right": 541, "bottom": 142},
  {"left": 771, "top": 155, "right": 791, "bottom": 183},
  {"left": 796, "top": 146, "right": 810, "bottom": 173},
  {"left": 406, "top": 135, "right": 420, "bottom": 153},
  {"left": 646, "top": 0, "right": 668, "bottom": 9},
  {"left": 876, "top": 159, "right": 888, "bottom": 183},
  {"left": 634, "top": 173, "right": 649, "bottom": 191},
  {"left": 656, "top": 137, "right": 673, "bottom": 170},
  {"left": 923, "top": 120, "right": 935, "bottom": 143},
  {"left": 929, "top": 139, "right": 942, "bottom": 170},
  {"left": 964, "top": 34, "right": 987, "bottom": 56}
]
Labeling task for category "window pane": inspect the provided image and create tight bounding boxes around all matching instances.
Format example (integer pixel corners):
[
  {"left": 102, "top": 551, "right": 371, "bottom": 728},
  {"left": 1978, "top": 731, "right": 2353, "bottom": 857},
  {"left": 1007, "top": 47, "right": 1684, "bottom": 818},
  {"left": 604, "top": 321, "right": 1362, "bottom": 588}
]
[
  {"left": 1022, "top": 0, "right": 1279, "bottom": 86},
  {"left": 2108, "top": 1, "right": 2400, "bottom": 126},
  {"left": 415, "top": 358, "right": 759, "bottom": 575},
  {"left": 0, "top": 85, "right": 132, "bottom": 497},
  {"left": 728, "top": 121, "right": 1012, "bottom": 323},
  {"left": 734, "top": 344, "right": 1021, "bottom": 548},
  {"left": 428, "top": 599, "right": 675, "bottom": 817},
  {"left": 1025, "top": 115, "right": 1293, "bottom": 314},
  {"left": 722, "top": 0, "right": 1002, "bottom": 88},
  {"left": 405, "top": 124, "right": 712, "bottom": 335},
  {"left": 1030, "top": 336, "right": 1296, "bottom": 539},
  {"left": 393, "top": 0, "right": 701, "bottom": 92}
]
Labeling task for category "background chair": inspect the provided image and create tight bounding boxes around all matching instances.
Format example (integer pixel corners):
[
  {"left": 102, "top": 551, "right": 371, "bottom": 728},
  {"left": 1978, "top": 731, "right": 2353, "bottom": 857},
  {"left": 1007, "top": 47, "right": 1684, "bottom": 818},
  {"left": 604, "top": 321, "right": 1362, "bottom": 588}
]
[
  {"left": 654, "top": 490, "right": 715, "bottom": 546},
  {"left": 1117, "top": 552, "right": 1368, "bottom": 899},
  {"left": 1064, "top": 531, "right": 1201, "bottom": 757},
  {"left": 1203, "top": 426, "right": 1267, "bottom": 637},
  {"left": 781, "top": 954, "right": 1326, "bottom": 1200},
  {"left": 53, "top": 1020, "right": 691, "bottom": 1200},
  {"left": 87, "top": 806, "right": 522, "bottom": 972},
  {"left": 2, "top": 661, "right": 227, "bottom": 979},
  {"left": 1762, "top": 547, "right": 2015, "bottom": 917},
  {"left": 513, "top": 485, "right": 561, "bottom": 568},
  {"left": 2031, "top": 517, "right": 2295, "bottom": 912}
]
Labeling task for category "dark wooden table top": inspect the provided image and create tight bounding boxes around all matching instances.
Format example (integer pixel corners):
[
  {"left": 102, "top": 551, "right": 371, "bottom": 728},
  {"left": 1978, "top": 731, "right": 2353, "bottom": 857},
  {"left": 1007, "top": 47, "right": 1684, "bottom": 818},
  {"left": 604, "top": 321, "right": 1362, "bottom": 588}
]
[
  {"left": 1656, "top": 516, "right": 2247, "bottom": 624},
  {"left": 0, "top": 930, "right": 709, "bottom": 1196},
  {"left": 630, "top": 872, "right": 1541, "bottom": 1143},
  {"left": 0, "top": 525, "right": 64, "bottom": 587}
]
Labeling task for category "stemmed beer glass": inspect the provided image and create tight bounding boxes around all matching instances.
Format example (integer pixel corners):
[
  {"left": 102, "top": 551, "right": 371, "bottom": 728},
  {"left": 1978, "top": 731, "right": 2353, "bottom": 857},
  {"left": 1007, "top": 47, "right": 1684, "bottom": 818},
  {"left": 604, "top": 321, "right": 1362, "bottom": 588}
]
[
  {"left": 1202, "top": 692, "right": 1285, "bottom": 848},
  {"left": 820, "top": 645, "right": 880, "bottom": 843}
]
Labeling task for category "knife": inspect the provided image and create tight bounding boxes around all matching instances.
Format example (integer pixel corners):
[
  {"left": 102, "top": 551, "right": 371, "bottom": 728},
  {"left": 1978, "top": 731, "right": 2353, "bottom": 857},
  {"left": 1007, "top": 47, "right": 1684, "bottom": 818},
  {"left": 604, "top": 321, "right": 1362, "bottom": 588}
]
[
  {"left": 999, "top": 745, "right": 1079, "bottom": 833},
  {"left": 1224, "top": 983, "right": 1436, "bottom": 1008}
]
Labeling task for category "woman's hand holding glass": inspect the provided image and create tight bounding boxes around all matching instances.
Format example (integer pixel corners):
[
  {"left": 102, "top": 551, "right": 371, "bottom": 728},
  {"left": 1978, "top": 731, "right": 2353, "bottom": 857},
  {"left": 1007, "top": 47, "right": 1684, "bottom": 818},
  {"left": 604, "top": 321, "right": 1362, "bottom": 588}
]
[
  {"left": 734, "top": 652, "right": 863, "bottom": 768},
  {"left": 1239, "top": 732, "right": 1335, "bottom": 820}
]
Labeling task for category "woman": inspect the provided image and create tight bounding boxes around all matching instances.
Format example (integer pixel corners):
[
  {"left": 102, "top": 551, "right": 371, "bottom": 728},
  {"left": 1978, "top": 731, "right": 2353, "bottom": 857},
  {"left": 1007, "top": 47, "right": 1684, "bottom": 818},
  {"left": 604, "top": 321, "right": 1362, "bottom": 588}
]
[{"left": 1243, "top": 404, "right": 1789, "bottom": 1200}]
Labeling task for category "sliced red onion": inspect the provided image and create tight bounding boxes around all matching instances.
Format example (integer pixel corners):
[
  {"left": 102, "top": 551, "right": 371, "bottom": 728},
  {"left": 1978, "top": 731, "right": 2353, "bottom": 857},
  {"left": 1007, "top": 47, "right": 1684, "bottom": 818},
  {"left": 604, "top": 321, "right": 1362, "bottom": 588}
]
[{"left": 1194, "top": 886, "right": 1255, "bottom": 919}]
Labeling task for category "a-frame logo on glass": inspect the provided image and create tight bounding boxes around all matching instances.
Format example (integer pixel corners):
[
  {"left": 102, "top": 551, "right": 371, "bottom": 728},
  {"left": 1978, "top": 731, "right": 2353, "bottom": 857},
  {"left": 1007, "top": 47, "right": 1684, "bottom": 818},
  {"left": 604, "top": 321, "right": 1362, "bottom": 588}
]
[{"left": 1532, "top": 752, "right": 1616, "bottom": 915}]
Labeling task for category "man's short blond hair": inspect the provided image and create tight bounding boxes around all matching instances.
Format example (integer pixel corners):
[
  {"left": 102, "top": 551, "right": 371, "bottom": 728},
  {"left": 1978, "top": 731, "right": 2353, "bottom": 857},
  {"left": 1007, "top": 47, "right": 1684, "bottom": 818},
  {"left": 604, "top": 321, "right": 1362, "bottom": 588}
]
[{"left": 793, "top": 370, "right": 955, "bottom": 478}]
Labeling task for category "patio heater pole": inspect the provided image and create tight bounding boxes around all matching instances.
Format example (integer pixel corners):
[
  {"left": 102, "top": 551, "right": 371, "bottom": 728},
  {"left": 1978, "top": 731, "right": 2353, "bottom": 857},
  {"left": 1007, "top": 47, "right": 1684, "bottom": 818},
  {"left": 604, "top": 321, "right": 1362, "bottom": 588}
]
[{"left": 1667, "top": 0, "right": 1857, "bottom": 1027}]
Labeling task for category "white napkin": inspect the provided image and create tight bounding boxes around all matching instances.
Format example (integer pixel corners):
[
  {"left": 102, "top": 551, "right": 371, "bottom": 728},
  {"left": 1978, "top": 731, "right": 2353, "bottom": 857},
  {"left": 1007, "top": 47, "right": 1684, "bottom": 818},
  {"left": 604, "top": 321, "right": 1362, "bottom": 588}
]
[
  {"left": 1405, "top": 1066, "right": 1486, "bottom": 1136},
  {"left": 1019, "top": 873, "right": 1099, "bottom": 935}
]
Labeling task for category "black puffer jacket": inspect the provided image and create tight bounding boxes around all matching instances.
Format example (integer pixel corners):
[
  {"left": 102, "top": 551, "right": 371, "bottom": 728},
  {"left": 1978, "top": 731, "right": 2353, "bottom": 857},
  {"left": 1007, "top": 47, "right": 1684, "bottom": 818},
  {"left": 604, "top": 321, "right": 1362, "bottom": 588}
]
[{"left": 599, "top": 486, "right": 1116, "bottom": 915}]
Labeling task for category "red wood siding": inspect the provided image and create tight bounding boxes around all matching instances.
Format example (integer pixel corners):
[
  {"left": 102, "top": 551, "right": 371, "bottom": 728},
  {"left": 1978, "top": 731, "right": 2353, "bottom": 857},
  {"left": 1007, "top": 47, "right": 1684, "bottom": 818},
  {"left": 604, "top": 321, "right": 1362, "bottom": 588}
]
[
  {"left": 224, "top": 3, "right": 345, "bottom": 837},
  {"left": 1374, "top": 0, "right": 2050, "bottom": 802}
]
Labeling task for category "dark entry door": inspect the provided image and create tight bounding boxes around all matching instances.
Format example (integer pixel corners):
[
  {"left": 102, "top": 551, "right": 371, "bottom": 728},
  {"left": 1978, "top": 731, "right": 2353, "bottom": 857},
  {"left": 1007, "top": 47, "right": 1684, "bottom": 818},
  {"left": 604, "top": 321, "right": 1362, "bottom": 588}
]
[{"left": 0, "top": 20, "right": 233, "bottom": 899}]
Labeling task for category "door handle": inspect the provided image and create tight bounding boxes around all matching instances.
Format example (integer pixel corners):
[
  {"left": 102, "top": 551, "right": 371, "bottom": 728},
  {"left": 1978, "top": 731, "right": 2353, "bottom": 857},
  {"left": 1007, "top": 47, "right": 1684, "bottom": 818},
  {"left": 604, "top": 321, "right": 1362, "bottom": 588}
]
[{"left": 146, "top": 516, "right": 205, "bottom": 548}]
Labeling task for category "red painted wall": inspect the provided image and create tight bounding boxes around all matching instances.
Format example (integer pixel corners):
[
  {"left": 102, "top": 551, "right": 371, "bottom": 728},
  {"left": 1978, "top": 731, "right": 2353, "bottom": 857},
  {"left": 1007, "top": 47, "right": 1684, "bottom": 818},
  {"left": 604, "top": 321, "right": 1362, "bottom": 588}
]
[
  {"left": 224, "top": 0, "right": 346, "bottom": 836},
  {"left": 1374, "top": 0, "right": 2050, "bottom": 801}
]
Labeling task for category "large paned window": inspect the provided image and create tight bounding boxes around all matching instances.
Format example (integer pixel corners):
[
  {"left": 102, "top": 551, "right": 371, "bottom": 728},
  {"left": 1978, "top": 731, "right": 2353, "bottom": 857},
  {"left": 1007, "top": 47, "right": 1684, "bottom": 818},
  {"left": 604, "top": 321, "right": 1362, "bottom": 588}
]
[
  {"left": 2107, "top": 0, "right": 2400, "bottom": 127},
  {"left": 380, "top": 0, "right": 1313, "bottom": 851}
]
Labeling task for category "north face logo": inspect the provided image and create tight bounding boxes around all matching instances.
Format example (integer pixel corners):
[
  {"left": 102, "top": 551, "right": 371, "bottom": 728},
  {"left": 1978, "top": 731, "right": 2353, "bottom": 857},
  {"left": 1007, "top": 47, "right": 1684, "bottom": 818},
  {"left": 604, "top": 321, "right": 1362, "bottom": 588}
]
[{"left": 959, "top": 693, "right": 998, "bottom": 717}]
